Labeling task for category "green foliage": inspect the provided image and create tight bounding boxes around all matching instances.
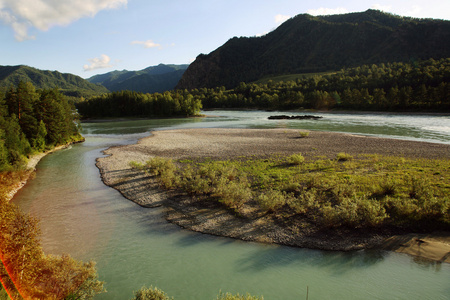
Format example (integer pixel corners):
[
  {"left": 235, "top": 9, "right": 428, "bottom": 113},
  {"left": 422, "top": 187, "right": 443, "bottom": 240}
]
[
  {"left": 144, "top": 157, "right": 176, "bottom": 176},
  {"left": 257, "top": 189, "right": 287, "bottom": 213},
  {"left": 188, "top": 58, "right": 450, "bottom": 112},
  {"left": 287, "top": 153, "right": 305, "bottom": 165},
  {"left": 133, "top": 154, "right": 450, "bottom": 231},
  {"left": 78, "top": 57, "right": 450, "bottom": 116},
  {"left": 213, "top": 177, "right": 252, "bottom": 211},
  {"left": 0, "top": 82, "right": 82, "bottom": 171},
  {"left": 298, "top": 131, "right": 309, "bottom": 138},
  {"left": 130, "top": 286, "right": 173, "bottom": 300},
  {"left": 76, "top": 90, "right": 202, "bottom": 118},
  {"left": 336, "top": 152, "right": 353, "bottom": 161}
]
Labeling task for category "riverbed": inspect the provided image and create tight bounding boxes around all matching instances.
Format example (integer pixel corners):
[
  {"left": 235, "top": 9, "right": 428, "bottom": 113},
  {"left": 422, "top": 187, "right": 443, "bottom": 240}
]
[{"left": 13, "top": 111, "right": 450, "bottom": 299}]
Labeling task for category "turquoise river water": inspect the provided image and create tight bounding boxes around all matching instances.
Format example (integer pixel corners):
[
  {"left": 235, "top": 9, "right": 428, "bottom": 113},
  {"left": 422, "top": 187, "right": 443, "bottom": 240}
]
[{"left": 12, "top": 111, "right": 450, "bottom": 299}]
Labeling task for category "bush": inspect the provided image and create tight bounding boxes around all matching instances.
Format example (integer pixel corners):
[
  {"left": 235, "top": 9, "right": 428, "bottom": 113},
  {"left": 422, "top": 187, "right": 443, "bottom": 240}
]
[
  {"left": 213, "top": 177, "right": 252, "bottom": 211},
  {"left": 144, "top": 157, "right": 176, "bottom": 176},
  {"left": 131, "top": 286, "right": 173, "bottom": 300},
  {"left": 287, "top": 153, "right": 305, "bottom": 165},
  {"left": 336, "top": 152, "right": 353, "bottom": 161},
  {"left": 320, "top": 195, "right": 387, "bottom": 227},
  {"left": 298, "top": 131, "right": 310, "bottom": 138},
  {"left": 257, "top": 190, "right": 287, "bottom": 213},
  {"left": 378, "top": 177, "right": 398, "bottom": 196}
]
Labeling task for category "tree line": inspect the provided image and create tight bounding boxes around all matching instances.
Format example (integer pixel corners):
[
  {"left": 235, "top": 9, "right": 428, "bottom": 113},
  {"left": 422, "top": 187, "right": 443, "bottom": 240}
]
[
  {"left": 193, "top": 58, "right": 450, "bottom": 111},
  {"left": 75, "top": 58, "right": 449, "bottom": 118},
  {"left": 0, "top": 82, "right": 83, "bottom": 171},
  {"left": 76, "top": 90, "right": 202, "bottom": 118}
]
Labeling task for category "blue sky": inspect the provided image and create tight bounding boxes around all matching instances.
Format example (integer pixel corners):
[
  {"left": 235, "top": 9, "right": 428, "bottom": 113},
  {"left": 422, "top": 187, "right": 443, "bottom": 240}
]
[{"left": 1, "top": 0, "right": 449, "bottom": 79}]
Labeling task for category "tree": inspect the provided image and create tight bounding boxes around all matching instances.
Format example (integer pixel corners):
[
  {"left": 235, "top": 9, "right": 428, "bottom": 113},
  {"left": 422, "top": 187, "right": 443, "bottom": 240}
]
[
  {"left": 0, "top": 197, "right": 105, "bottom": 299},
  {"left": 32, "top": 120, "right": 47, "bottom": 151}
]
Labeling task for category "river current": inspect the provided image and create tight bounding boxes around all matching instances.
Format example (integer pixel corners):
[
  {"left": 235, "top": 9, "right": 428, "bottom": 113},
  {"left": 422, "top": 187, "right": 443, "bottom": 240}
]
[{"left": 13, "top": 111, "right": 450, "bottom": 299}]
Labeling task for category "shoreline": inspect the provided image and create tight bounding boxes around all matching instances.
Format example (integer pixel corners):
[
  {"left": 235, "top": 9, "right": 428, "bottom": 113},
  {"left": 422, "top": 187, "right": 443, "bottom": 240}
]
[
  {"left": 4, "top": 141, "right": 83, "bottom": 201},
  {"left": 96, "top": 128, "right": 450, "bottom": 263}
]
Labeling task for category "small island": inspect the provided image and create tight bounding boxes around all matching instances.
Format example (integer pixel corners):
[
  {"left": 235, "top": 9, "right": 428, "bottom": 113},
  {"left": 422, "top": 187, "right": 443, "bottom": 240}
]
[{"left": 96, "top": 128, "right": 450, "bottom": 263}]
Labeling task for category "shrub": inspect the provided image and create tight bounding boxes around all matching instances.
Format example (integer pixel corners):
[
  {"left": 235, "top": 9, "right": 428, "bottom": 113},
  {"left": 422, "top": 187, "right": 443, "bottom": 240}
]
[
  {"left": 408, "top": 177, "right": 433, "bottom": 201},
  {"left": 159, "top": 168, "right": 179, "bottom": 189},
  {"left": 287, "top": 153, "right": 305, "bottom": 165},
  {"left": 129, "top": 161, "right": 145, "bottom": 170},
  {"left": 298, "top": 131, "right": 310, "bottom": 138},
  {"left": 213, "top": 177, "right": 252, "bottom": 211},
  {"left": 378, "top": 178, "right": 398, "bottom": 196},
  {"left": 320, "top": 195, "right": 387, "bottom": 227},
  {"left": 130, "top": 286, "right": 173, "bottom": 300},
  {"left": 144, "top": 157, "right": 176, "bottom": 176},
  {"left": 182, "top": 174, "right": 212, "bottom": 195},
  {"left": 336, "top": 152, "right": 353, "bottom": 161},
  {"left": 257, "top": 189, "right": 287, "bottom": 213}
]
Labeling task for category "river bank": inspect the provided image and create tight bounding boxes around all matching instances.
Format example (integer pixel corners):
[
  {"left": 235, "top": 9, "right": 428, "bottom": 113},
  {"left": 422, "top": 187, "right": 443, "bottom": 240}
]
[
  {"left": 4, "top": 140, "right": 84, "bottom": 201},
  {"left": 96, "top": 128, "right": 450, "bottom": 263}
]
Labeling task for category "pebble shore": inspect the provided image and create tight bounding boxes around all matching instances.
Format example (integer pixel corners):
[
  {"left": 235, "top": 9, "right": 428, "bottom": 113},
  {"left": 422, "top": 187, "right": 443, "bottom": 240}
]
[{"left": 96, "top": 128, "right": 450, "bottom": 262}]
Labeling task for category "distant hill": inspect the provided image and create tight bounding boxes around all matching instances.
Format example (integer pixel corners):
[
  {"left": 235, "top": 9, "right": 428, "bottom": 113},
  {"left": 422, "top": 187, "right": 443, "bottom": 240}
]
[
  {"left": 177, "top": 9, "right": 450, "bottom": 89},
  {"left": 88, "top": 64, "right": 189, "bottom": 93},
  {"left": 0, "top": 65, "right": 109, "bottom": 97}
]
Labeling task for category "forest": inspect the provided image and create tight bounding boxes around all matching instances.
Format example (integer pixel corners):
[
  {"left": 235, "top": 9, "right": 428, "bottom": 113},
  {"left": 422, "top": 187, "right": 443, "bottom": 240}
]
[
  {"left": 76, "top": 89, "right": 203, "bottom": 118},
  {"left": 0, "top": 82, "right": 83, "bottom": 171},
  {"left": 195, "top": 58, "right": 450, "bottom": 111},
  {"left": 76, "top": 58, "right": 450, "bottom": 119}
]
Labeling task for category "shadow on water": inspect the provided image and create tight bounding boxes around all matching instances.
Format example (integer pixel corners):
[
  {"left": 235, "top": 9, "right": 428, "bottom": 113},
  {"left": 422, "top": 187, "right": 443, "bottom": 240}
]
[{"left": 235, "top": 247, "right": 386, "bottom": 274}]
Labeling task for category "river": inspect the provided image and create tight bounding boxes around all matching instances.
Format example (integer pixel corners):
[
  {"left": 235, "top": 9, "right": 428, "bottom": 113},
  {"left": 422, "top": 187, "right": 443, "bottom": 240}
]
[{"left": 12, "top": 111, "right": 450, "bottom": 299}]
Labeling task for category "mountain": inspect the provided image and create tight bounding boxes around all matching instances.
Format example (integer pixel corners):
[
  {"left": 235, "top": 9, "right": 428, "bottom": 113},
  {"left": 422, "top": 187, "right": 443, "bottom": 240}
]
[
  {"left": 0, "top": 65, "right": 109, "bottom": 97},
  {"left": 88, "top": 64, "right": 189, "bottom": 93},
  {"left": 176, "top": 9, "right": 450, "bottom": 89}
]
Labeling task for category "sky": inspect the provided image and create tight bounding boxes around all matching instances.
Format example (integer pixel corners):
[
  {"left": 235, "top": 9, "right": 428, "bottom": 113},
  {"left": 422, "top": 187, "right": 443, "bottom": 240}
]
[{"left": 1, "top": 0, "right": 450, "bottom": 79}]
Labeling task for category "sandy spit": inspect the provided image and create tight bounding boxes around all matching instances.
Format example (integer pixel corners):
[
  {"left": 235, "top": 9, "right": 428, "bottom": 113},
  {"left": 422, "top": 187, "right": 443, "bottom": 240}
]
[{"left": 96, "top": 128, "right": 450, "bottom": 262}]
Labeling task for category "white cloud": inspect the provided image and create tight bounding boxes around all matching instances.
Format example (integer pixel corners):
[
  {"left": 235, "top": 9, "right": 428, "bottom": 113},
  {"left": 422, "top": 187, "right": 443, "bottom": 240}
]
[
  {"left": 307, "top": 7, "right": 349, "bottom": 16},
  {"left": 83, "top": 54, "right": 113, "bottom": 71},
  {"left": 0, "top": 0, "right": 127, "bottom": 41},
  {"left": 371, "top": 4, "right": 393, "bottom": 13},
  {"left": 275, "top": 14, "right": 291, "bottom": 24},
  {"left": 131, "top": 40, "right": 162, "bottom": 49},
  {"left": 404, "top": 5, "right": 422, "bottom": 17}
]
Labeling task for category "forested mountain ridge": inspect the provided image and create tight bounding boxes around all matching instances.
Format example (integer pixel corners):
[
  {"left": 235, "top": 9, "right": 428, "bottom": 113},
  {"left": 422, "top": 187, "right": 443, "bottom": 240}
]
[
  {"left": 176, "top": 9, "right": 450, "bottom": 89},
  {"left": 87, "top": 64, "right": 189, "bottom": 93},
  {"left": 0, "top": 65, "right": 109, "bottom": 97}
]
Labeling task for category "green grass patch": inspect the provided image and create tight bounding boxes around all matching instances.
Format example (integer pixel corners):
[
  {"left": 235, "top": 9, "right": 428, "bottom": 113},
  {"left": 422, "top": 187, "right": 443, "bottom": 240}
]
[{"left": 131, "top": 154, "right": 450, "bottom": 231}]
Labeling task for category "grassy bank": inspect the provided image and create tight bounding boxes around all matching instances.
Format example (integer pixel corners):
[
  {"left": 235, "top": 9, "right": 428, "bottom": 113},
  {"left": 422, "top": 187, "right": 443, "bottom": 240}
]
[{"left": 132, "top": 153, "right": 450, "bottom": 232}]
